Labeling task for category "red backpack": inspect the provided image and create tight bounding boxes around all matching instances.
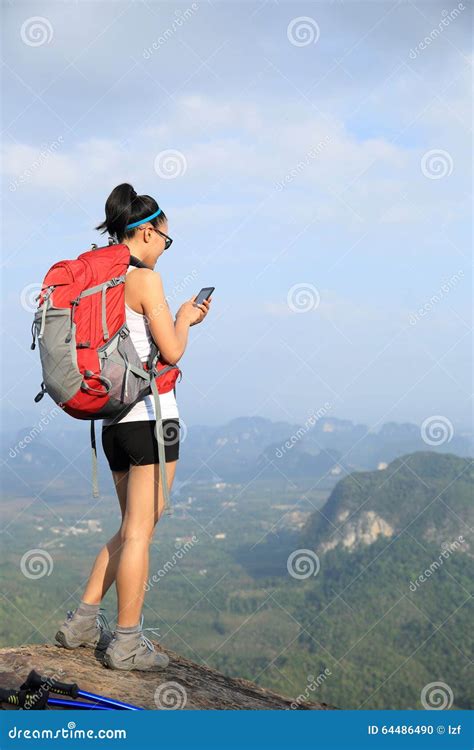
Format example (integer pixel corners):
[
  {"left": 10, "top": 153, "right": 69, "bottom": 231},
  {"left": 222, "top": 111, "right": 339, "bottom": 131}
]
[{"left": 31, "top": 241, "right": 182, "bottom": 512}]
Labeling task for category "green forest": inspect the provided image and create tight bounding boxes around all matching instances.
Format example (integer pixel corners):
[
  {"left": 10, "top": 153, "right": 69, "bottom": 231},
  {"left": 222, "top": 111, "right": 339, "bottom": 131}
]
[{"left": 1, "top": 452, "right": 472, "bottom": 710}]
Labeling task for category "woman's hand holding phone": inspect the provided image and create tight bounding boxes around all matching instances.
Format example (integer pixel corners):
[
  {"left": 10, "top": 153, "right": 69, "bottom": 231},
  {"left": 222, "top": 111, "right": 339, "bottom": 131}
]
[{"left": 176, "top": 294, "right": 212, "bottom": 327}]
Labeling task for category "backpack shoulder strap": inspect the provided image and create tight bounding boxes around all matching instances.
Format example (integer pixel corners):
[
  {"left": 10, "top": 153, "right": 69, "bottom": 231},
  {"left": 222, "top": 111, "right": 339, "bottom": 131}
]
[{"left": 129, "top": 254, "right": 151, "bottom": 270}]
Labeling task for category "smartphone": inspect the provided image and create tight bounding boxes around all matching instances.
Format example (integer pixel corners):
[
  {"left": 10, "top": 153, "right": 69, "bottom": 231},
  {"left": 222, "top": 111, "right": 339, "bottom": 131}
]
[{"left": 193, "top": 287, "right": 215, "bottom": 306}]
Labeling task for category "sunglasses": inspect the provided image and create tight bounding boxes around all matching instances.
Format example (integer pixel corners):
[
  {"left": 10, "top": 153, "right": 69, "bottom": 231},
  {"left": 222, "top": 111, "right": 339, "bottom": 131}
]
[
  {"left": 137, "top": 225, "right": 173, "bottom": 250},
  {"left": 154, "top": 227, "right": 173, "bottom": 250}
]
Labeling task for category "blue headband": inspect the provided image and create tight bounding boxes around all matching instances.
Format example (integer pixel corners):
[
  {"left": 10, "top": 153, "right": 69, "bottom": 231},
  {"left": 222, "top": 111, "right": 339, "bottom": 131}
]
[{"left": 125, "top": 208, "right": 162, "bottom": 230}]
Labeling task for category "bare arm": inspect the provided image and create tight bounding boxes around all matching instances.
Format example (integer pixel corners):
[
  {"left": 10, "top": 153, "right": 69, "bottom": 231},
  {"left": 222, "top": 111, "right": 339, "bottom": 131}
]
[{"left": 139, "top": 270, "right": 210, "bottom": 365}]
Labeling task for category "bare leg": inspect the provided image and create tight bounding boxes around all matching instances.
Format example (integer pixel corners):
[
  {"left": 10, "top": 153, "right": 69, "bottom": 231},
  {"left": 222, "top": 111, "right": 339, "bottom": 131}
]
[
  {"left": 115, "top": 460, "right": 178, "bottom": 627},
  {"left": 81, "top": 470, "right": 129, "bottom": 605}
]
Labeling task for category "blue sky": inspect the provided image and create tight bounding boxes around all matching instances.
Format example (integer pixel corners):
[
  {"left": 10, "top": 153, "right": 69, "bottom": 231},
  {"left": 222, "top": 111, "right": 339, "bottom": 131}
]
[{"left": 1, "top": 0, "right": 472, "bottom": 433}]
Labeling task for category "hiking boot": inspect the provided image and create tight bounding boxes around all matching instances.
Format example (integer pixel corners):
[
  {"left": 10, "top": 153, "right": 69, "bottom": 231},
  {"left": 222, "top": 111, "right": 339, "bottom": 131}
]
[
  {"left": 102, "top": 630, "right": 170, "bottom": 671},
  {"left": 55, "top": 608, "right": 113, "bottom": 651}
]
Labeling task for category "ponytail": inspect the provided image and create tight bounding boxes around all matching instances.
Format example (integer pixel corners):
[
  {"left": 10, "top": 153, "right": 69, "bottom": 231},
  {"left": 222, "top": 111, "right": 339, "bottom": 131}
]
[{"left": 95, "top": 182, "right": 166, "bottom": 242}]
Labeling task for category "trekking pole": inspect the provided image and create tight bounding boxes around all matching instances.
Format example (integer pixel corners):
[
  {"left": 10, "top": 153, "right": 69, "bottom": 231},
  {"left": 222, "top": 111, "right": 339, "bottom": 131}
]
[
  {"left": 48, "top": 697, "right": 112, "bottom": 710},
  {"left": 0, "top": 686, "right": 110, "bottom": 710},
  {"left": 0, "top": 686, "right": 49, "bottom": 709},
  {"left": 21, "top": 670, "right": 143, "bottom": 711}
]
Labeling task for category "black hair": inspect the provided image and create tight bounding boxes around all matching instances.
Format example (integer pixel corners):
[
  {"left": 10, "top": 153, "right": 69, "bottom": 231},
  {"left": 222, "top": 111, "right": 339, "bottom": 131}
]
[{"left": 95, "top": 182, "right": 166, "bottom": 242}]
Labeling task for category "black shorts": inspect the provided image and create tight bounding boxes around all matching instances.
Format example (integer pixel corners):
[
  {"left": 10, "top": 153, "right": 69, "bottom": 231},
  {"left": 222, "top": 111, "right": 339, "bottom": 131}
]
[{"left": 101, "top": 419, "right": 180, "bottom": 472}]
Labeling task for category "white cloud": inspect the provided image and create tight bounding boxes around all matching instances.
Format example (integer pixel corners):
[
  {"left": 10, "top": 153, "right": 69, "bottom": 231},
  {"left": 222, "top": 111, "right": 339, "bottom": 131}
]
[{"left": 3, "top": 90, "right": 467, "bottom": 235}]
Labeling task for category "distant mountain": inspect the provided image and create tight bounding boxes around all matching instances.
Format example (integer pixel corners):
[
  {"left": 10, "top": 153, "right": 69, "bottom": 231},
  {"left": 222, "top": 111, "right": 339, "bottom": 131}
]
[
  {"left": 178, "top": 417, "right": 473, "bottom": 483},
  {"left": 256, "top": 443, "right": 349, "bottom": 480},
  {"left": 1, "top": 423, "right": 101, "bottom": 499},
  {"left": 176, "top": 416, "right": 295, "bottom": 481},
  {"left": 303, "top": 452, "right": 473, "bottom": 554},
  {"left": 297, "top": 452, "right": 474, "bottom": 709},
  {"left": 236, "top": 451, "right": 473, "bottom": 709},
  {"left": 301, "top": 419, "right": 473, "bottom": 470},
  {"left": 2, "top": 415, "right": 472, "bottom": 497}
]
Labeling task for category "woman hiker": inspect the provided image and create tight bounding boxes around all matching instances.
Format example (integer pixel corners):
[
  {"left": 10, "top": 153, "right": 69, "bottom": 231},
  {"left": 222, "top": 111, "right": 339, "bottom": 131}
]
[{"left": 55, "top": 183, "right": 211, "bottom": 671}]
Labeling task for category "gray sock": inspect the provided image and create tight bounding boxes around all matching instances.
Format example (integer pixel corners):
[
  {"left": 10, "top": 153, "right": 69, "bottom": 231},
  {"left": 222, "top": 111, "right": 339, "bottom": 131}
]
[
  {"left": 75, "top": 601, "right": 100, "bottom": 618},
  {"left": 115, "top": 623, "right": 141, "bottom": 638}
]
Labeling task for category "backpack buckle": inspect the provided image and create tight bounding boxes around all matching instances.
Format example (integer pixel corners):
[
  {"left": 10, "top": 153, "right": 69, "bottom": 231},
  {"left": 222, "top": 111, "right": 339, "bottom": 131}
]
[{"left": 109, "top": 277, "right": 124, "bottom": 288}]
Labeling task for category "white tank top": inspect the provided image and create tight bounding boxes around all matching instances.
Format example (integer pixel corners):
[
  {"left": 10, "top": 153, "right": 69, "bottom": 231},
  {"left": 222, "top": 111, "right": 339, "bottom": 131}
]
[{"left": 102, "top": 266, "right": 179, "bottom": 425}]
